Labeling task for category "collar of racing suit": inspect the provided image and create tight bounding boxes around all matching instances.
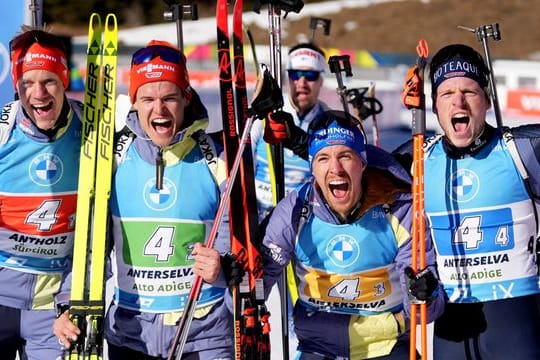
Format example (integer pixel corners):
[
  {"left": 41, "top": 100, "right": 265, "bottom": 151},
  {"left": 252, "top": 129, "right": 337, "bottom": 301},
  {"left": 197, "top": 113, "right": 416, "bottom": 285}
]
[{"left": 442, "top": 123, "right": 496, "bottom": 159}]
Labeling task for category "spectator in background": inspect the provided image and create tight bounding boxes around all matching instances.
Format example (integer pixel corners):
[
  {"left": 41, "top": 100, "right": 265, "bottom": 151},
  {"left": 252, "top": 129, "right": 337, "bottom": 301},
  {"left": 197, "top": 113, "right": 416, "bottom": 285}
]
[{"left": 251, "top": 42, "right": 328, "bottom": 221}]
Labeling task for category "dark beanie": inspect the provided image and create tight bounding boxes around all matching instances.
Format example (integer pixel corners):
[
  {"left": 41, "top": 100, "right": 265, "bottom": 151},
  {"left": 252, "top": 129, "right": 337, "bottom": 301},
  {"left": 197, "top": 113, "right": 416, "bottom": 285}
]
[{"left": 429, "top": 44, "right": 490, "bottom": 100}]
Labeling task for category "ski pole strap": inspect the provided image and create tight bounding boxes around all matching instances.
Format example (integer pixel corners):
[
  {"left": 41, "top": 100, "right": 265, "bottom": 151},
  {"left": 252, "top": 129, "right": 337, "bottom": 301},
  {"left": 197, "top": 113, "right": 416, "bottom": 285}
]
[
  {"left": 250, "top": 64, "right": 284, "bottom": 119},
  {"left": 346, "top": 87, "right": 383, "bottom": 121}
]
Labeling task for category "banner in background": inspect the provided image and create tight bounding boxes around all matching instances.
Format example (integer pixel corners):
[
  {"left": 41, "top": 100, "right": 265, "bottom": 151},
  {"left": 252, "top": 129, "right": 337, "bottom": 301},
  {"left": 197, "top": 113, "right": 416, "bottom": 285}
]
[
  {"left": 507, "top": 89, "right": 540, "bottom": 117},
  {"left": 0, "top": 1, "right": 30, "bottom": 105}
]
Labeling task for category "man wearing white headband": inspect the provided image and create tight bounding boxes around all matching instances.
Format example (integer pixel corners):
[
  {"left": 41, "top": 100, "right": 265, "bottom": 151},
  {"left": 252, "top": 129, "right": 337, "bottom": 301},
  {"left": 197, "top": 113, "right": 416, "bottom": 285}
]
[
  {"left": 252, "top": 42, "right": 329, "bottom": 222},
  {"left": 285, "top": 43, "right": 326, "bottom": 115},
  {"left": 250, "top": 42, "right": 329, "bottom": 357}
]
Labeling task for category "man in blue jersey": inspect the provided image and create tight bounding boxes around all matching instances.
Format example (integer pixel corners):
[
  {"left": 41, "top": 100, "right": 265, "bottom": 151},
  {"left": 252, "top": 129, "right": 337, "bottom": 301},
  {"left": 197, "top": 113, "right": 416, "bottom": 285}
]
[
  {"left": 261, "top": 110, "right": 444, "bottom": 359},
  {"left": 394, "top": 43, "right": 540, "bottom": 359},
  {"left": 269, "top": 43, "right": 540, "bottom": 360},
  {"left": 54, "top": 40, "right": 237, "bottom": 359},
  {"left": 0, "top": 27, "right": 83, "bottom": 360},
  {"left": 251, "top": 42, "right": 328, "bottom": 221},
  {"left": 251, "top": 42, "right": 329, "bottom": 359}
]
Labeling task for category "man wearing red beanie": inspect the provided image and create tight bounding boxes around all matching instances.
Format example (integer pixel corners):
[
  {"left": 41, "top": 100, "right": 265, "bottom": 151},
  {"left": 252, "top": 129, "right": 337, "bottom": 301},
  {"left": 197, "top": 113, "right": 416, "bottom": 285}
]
[
  {"left": 54, "top": 40, "right": 238, "bottom": 360},
  {"left": 0, "top": 27, "right": 83, "bottom": 359}
]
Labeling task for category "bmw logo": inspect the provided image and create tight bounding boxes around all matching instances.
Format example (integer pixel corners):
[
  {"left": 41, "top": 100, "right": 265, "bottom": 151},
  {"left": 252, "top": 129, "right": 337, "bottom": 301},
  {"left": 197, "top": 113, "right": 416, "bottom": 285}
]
[
  {"left": 29, "top": 153, "right": 63, "bottom": 186},
  {"left": 143, "top": 177, "right": 177, "bottom": 211},
  {"left": 326, "top": 234, "right": 360, "bottom": 268},
  {"left": 448, "top": 168, "right": 480, "bottom": 203}
]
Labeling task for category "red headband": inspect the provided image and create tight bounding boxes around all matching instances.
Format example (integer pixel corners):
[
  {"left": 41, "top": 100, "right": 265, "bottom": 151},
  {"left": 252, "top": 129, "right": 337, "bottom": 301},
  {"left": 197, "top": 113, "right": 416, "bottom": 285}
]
[
  {"left": 129, "top": 40, "right": 191, "bottom": 103},
  {"left": 11, "top": 42, "right": 69, "bottom": 89}
]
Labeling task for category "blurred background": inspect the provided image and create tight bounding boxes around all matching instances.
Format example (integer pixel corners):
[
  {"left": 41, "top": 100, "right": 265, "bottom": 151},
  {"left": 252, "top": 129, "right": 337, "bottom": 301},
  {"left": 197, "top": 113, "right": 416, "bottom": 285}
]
[{"left": 3, "top": 0, "right": 540, "bottom": 151}]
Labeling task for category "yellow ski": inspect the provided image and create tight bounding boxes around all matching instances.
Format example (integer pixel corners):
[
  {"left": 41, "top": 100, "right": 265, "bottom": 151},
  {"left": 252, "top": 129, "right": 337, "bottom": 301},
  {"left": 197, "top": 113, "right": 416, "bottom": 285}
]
[{"left": 68, "top": 13, "right": 118, "bottom": 360}]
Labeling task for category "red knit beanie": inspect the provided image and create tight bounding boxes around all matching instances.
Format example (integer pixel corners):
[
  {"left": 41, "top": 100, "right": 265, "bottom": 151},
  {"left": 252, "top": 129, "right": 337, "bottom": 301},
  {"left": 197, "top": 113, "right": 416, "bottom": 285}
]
[
  {"left": 11, "top": 42, "right": 69, "bottom": 89},
  {"left": 129, "top": 40, "right": 191, "bottom": 103}
]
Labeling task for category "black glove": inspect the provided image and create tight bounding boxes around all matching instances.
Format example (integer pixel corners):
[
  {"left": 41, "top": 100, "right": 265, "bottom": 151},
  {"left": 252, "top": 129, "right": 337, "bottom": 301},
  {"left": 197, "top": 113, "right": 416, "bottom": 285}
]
[
  {"left": 221, "top": 252, "right": 246, "bottom": 287},
  {"left": 405, "top": 266, "right": 438, "bottom": 303}
]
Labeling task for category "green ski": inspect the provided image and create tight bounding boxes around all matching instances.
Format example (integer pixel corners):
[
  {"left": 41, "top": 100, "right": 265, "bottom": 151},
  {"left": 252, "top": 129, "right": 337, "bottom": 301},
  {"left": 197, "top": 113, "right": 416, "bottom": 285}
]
[{"left": 68, "top": 13, "right": 118, "bottom": 360}]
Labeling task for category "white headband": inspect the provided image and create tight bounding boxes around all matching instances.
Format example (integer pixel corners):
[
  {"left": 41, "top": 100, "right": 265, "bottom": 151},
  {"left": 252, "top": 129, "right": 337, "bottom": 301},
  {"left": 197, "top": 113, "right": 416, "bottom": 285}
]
[{"left": 286, "top": 47, "right": 326, "bottom": 72}]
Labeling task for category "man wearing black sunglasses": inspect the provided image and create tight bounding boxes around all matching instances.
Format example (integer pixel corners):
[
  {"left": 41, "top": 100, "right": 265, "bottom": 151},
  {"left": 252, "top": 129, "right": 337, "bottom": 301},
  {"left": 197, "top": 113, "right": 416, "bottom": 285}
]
[
  {"left": 250, "top": 42, "right": 329, "bottom": 358},
  {"left": 251, "top": 42, "right": 329, "bottom": 223},
  {"left": 0, "top": 27, "right": 83, "bottom": 360},
  {"left": 54, "top": 40, "right": 238, "bottom": 360}
]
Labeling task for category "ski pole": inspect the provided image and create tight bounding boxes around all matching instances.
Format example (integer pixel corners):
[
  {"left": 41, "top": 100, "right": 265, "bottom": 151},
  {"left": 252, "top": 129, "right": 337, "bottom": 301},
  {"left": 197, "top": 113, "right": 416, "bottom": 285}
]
[
  {"left": 309, "top": 17, "right": 331, "bottom": 42},
  {"left": 253, "top": 3, "right": 304, "bottom": 358},
  {"left": 162, "top": 1, "right": 198, "bottom": 52},
  {"left": 409, "top": 38, "right": 429, "bottom": 360},
  {"left": 269, "top": 5, "right": 292, "bottom": 358},
  {"left": 458, "top": 23, "right": 502, "bottom": 128},
  {"left": 328, "top": 55, "right": 354, "bottom": 117},
  {"left": 268, "top": 0, "right": 289, "bottom": 360},
  {"left": 367, "top": 82, "right": 380, "bottom": 147},
  {"left": 267, "top": 3, "right": 288, "bottom": 358},
  {"left": 29, "top": 0, "right": 41, "bottom": 28},
  {"left": 167, "top": 114, "right": 257, "bottom": 360}
]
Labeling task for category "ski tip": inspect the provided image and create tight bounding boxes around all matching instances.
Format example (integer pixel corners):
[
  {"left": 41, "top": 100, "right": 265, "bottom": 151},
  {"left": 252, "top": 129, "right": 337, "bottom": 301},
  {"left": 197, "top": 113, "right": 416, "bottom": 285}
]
[
  {"left": 105, "top": 13, "right": 118, "bottom": 30},
  {"left": 89, "top": 13, "right": 102, "bottom": 32}
]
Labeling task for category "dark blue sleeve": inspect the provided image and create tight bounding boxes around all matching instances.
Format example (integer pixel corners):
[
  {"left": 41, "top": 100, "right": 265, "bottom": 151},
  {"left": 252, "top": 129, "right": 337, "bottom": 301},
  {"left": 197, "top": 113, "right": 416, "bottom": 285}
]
[{"left": 511, "top": 125, "right": 540, "bottom": 198}]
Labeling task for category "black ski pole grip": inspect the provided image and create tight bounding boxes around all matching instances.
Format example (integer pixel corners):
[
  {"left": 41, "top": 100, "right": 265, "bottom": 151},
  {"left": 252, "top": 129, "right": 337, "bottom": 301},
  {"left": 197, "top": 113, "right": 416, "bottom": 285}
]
[
  {"left": 329, "top": 55, "right": 353, "bottom": 116},
  {"left": 458, "top": 23, "right": 503, "bottom": 128}
]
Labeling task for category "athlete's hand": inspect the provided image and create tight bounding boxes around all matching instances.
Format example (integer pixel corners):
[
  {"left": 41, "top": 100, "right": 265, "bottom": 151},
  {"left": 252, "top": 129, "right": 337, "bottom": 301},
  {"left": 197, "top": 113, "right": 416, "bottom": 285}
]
[
  {"left": 192, "top": 242, "right": 221, "bottom": 284},
  {"left": 401, "top": 64, "right": 422, "bottom": 109},
  {"left": 221, "top": 251, "right": 246, "bottom": 286},
  {"left": 405, "top": 266, "right": 439, "bottom": 304},
  {"left": 264, "top": 110, "right": 294, "bottom": 144},
  {"left": 53, "top": 310, "right": 81, "bottom": 349}
]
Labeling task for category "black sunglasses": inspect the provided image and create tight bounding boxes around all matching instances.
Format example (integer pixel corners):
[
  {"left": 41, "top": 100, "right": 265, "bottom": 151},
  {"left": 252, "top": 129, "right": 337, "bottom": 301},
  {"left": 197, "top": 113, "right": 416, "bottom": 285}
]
[
  {"left": 287, "top": 69, "right": 321, "bottom": 81},
  {"left": 131, "top": 45, "right": 186, "bottom": 66}
]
